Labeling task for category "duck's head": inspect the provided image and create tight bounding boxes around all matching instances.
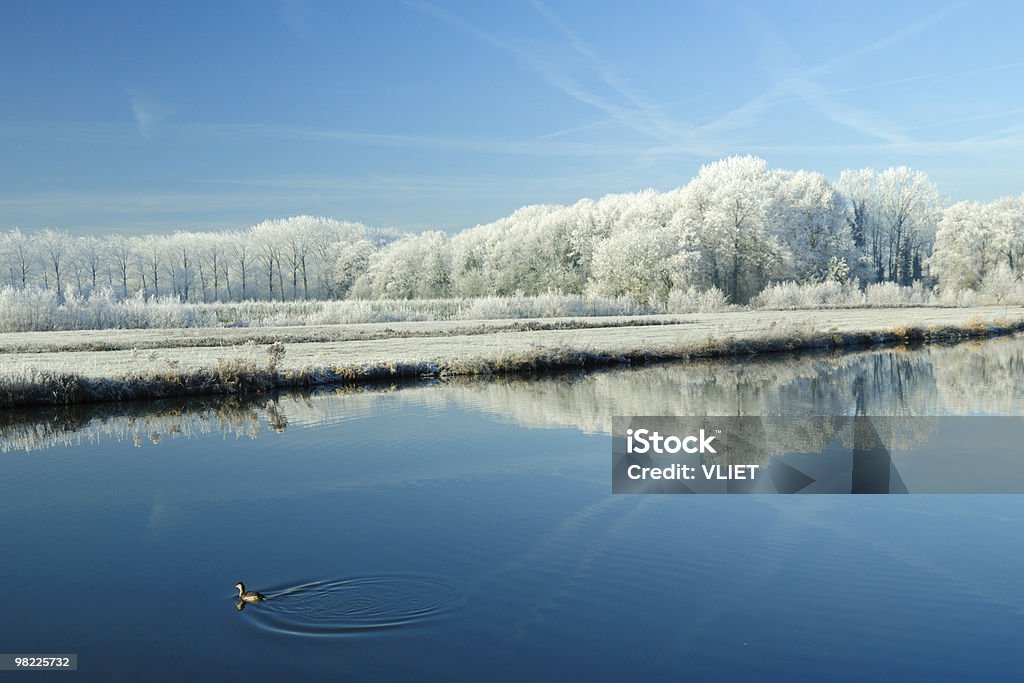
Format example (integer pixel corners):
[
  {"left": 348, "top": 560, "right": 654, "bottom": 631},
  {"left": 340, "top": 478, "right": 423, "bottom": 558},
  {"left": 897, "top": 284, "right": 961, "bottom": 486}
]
[{"left": 235, "top": 582, "right": 245, "bottom": 593}]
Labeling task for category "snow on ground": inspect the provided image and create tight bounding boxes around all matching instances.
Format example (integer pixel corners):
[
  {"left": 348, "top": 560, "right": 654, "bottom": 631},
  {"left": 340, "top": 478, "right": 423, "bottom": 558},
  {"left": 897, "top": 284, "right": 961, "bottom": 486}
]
[
  {"left": 0, "top": 315, "right": 694, "bottom": 353},
  {"left": 2, "top": 307, "right": 1022, "bottom": 382}
]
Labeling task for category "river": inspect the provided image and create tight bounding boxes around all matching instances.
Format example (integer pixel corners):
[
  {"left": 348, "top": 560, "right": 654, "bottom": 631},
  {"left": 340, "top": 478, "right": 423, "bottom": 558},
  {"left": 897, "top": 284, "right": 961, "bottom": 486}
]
[{"left": 1, "top": 336, "right": 1023, "bottom": 680}]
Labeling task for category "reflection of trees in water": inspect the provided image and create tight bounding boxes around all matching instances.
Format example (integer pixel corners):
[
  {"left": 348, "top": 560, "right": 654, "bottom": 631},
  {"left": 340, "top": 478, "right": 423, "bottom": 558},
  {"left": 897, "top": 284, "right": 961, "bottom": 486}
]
[
  {"left": 2, "top": 335, "right": 1023, "bottom": 453},
  {"left": 0, "top": 394, "right": 305, "bottom": 453},
  {"left": 836, "top": 416, "right": 939, "bottom": 454},
  {"left": 429, "top": 348, "right": 945, "bottom": 435},
  {"left": 673, "top": 416, "right": 940, "bottom": 464},
  {"left": 760, "top": 416, "right": 848, "bottom": 459},
  {"left": 438, "top": 337, "right": 1024, "bottom": 434},
  {"left": 932, "top": 336, "right": 1024, "bottom": 414},
  {"left": 0, "top": 383, "right": 412, "bottom": 453}
]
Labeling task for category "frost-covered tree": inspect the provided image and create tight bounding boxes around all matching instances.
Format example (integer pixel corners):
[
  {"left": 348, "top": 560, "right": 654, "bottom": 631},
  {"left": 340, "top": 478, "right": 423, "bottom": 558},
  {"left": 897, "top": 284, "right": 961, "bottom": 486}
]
[
  {"left": 449, "top": 224, "right": 493, "bottom": 298},
  {"left": 589, "top": 217, "right": 695, "bottom": 305},
  {"left": 772, "top": 170, "right": 853, "bottom": 283},
  {"left": 1, "top": 229, "right": 36, "bottom": 288},
  {"left": 479, "top": 205, "right": 560, "bottom": 296},
  {"left": 108, "top": 235, "right": 133, "bottom": 297},
  {"left": 330, "top": 238, "right": 377, "bottom": 298},
  {"left": 677, "top": 156, "right": 783, "bottom": 303},
  {"left": 877, "top": 167, "right": 940, "bottom": 284},
  {"left": 836, "top": 169, "right": 880, "bottom": 280},
  {"left": 837, "top": 167, "right": 940, "bottom": 284},
  {"left": 250, "top": 222, "right": 284, "bottom": 300},
  {"left": 362, "top": 231, "right": 452, "bottom": 299},
  {"left": 77, "top": 235, "right": 104, "bottom": 293},
  {"left": 931, "top": 202, "right": 995, "bottom": 291},
  {"left": 991, "top": 195, "right": 1024, "bottom": 274},
  {"left": 229, "top": 233, "right": 253, "bottom": 300},
  {"left": 39, "top": 229, "right": 70, "bottom": 298},
  {"left": 193, "top": 232, "right": 227, "bottom": 302},
  {"left": 167, "top": 232, "right": 197, "bottom": 301},
  {"left": 932, "top": 195, "right": 1024, "bottom": 292},
  {"left": 138, "top": 234, "right": 167, "bottom": 297},
  {"left": 283, "top": 221, "right": 312, "bottom": 300}
]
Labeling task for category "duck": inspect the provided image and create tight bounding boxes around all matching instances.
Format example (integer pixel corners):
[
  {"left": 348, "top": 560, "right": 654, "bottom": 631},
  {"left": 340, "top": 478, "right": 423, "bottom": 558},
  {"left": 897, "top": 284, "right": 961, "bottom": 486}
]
[{"left": 234, "top": 582, "right": 266, "bottom": 603}]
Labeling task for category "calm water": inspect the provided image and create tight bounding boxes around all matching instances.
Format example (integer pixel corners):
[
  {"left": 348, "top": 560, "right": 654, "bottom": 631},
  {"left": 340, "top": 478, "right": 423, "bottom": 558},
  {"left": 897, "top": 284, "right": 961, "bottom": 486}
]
[{"left": 2, "top": 337, "right": 1024, "bottom": 681}]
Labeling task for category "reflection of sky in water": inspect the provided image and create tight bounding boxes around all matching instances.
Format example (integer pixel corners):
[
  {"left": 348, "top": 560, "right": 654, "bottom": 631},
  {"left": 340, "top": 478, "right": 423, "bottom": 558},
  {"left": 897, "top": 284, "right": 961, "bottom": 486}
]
[{"left": 1, "top": 337, "right": 1023, "bottom": 680}]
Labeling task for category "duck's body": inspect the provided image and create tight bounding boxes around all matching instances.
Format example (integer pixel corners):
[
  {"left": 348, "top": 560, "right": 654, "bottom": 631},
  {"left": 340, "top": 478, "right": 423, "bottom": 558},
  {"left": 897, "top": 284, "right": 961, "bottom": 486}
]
[{"left": 235, "top": 582, "right": 266, "bottom": 603}]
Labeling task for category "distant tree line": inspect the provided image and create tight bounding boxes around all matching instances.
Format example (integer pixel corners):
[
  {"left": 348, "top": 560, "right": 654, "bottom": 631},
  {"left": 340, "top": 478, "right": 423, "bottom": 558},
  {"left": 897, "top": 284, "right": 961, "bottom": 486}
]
[
  {"left": 2, "top": 156, "right": 1021, "bottom": 305},
  {"left": 1, "top": 217, "right": 395, "bottom": 303}
]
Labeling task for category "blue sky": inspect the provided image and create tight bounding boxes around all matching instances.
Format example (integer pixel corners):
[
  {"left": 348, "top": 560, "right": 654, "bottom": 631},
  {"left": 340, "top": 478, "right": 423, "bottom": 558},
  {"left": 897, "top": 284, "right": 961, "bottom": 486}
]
[{"left": 2, "top": 0, "right": 1023, "bottom": 235}]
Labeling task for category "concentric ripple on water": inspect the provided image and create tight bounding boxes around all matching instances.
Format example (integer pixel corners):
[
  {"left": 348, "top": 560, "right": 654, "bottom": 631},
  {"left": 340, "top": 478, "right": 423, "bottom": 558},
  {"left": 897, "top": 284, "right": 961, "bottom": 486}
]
[{"left": 236, "top": 576, "right": 460, "bottom": 637}]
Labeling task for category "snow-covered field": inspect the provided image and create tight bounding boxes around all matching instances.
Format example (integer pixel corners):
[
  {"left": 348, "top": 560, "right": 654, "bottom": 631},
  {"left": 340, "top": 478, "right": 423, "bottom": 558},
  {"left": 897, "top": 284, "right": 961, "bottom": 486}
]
[
  {"left": 0, "top": 314, "right": 698, "bottom": 353},
  {"left": 2, "top": 306, "right": 1023, "bottom": 409}
]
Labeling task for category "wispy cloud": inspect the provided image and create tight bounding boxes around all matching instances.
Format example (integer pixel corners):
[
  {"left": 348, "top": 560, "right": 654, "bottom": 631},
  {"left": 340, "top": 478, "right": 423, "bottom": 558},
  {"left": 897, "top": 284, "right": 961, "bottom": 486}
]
[
  {"left": 905, "top": 108, "right": 1024, "bottom": 133},
  {"left": 535, "top": 119, "right": 618, "bottom": 140},
  {"left": 741, "top": 135, "right": 1024, "bottom": 157},
  {"left": 0, "top": 119, "right": 634, "bottom": 158},
  {"left": 527, "top": 0, "right": 691, "bottom": 143},
  {"left": 685, "top": 2, "right": 970, "bottom": 151},
  {"left": 404, "top": 0, "right": 703, "bottom": 152},
  {"left": 780, "top": 77, "right": 911, "bottom": 144},
  {"left": 129, "top": 90, "right": 171, "bottom": 139},
  {"left": 686, "top": 56, "right": 1024, "bottom": 139},
  {"left": 187, "top": 122, "right": 634, "bottom": 157},
  {"left": 406, "top": 0, "right": 983, "bottom": 165},
  {"left": 805, "top": 1, "right": 970, "bottom": 78}
]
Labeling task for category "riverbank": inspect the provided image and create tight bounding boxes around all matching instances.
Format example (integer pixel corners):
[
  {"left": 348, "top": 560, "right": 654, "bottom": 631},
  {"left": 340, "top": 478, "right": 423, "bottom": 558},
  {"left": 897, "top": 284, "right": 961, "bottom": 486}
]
[{"left": 2, "top": 306, "right": 1023, "bottom": 408}]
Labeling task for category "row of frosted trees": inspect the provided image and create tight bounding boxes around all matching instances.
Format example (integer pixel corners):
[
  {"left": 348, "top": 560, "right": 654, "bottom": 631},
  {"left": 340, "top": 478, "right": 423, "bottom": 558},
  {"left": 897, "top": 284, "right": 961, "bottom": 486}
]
[
  {"left": 350, "top": 158, "right": 1015, "bottom": 305},
  {"left": 342, "top": 156, "right": 966, "bottom": 304},
  {"left": 3, "top": 156, "right": 1022, "bottom": 305},
  {"left": 0, "top": 216, "right": 394, "bottom": 303}
]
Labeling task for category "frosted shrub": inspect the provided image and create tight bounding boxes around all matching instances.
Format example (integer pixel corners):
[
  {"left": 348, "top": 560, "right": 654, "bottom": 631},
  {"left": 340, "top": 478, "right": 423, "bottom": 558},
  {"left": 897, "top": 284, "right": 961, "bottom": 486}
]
[
  {"left": 751, "top": 281, "right": 862, "bottom": 309},
  {"left": 148, "top": 295, "right": 216, "bottom": 328},
  {"left": 120, "top": 291, "right": 160, "bottom": 328},
  {"left": 667, "top": 287, "right": 729, "bottom": 313},
  {"left": 936, "top": 287, "right": 975, "bottom": 307},
  {"left": 938, "top": 267, "right": 1024, "bottom": 306},
  {"left": 0, "top": 286, "right": 219, "bottom": 332},
  {"left": 750, "top": 280, "right": 949, "bottom": 309},
  {"left": 862, "top": 282, "right": 933, "bottom": 307},
  {"left": 581, "top": 295, "right": 651, "bottom": 317},
  {"left": 978, "top": 265, "right": 1024, "bottom": 305},
  {"left": 0, "top": 276, "right": 1006, "bottom": 334},
  {"left": 533, "top": 292, "right": 585, "bottom": 318},
  {"left": 0, "top": 286, "right": 60, "bottom": 331},
  {"left": 861, "top": 282, "right": 902, "bottom": 307},
  {"left": 464, "top": 296, "right": 530, "bottom": 319}
]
